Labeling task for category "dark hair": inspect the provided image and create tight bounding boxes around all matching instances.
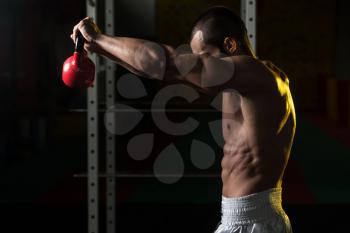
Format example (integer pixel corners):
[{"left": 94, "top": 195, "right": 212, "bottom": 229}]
[{"left": 191, "top": 6, "right": 249, "bottom": 53}]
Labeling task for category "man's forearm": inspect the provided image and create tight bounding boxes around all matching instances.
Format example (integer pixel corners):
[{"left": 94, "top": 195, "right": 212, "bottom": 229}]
[{"left": 94, "top": 34, "right": 168, "bottom": 80}]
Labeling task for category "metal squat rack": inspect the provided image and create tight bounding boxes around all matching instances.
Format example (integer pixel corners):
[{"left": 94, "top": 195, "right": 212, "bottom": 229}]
[{"left": 84, "top": 0, "right": 256, "bottom": 232}]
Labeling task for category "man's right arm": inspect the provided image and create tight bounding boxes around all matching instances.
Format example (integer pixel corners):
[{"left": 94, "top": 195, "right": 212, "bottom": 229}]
[
  {"left": 72, "top": 17, "right": 272, "bottom": 96},
  {"left": 95, "top": 36, "right": 272, "bottom": 97},
  {"left": 91, "top": 34, "right": 237, "bottom": 95}
]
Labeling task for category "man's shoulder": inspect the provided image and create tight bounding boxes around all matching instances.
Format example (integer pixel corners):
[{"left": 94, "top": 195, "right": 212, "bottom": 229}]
[
  {"left": 260, "top": 60, "right": 289, "bottom": 82},
  {"left": 227, "top": 56, "right": 284, "bottom": 96},
  {"left": 227, "top": 56, "right": 268, "bottom": 76}
]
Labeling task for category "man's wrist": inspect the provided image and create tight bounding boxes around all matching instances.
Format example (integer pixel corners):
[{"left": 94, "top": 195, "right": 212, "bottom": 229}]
[{"left": 92, "top": 33, "right": 103, "bottom": 44}]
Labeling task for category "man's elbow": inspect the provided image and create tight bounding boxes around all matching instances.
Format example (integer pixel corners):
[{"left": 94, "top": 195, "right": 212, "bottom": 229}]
[
  {"left": 140, "top": 58, "right": 166, "bottom": 80},
  {"left": 137, "top": 42, "right": 168, "bottom": 80}
]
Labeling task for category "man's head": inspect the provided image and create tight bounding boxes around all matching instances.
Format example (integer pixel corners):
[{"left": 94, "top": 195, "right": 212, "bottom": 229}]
[{"left": 190, "top": 6, "right": 253, "bottom": 57}]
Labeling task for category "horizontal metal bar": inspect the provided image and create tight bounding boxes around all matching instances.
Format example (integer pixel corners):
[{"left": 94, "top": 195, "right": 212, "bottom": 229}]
[
  {"left": 73, "top": 173, "right": 221, "bottom": 178},
  {"left": 69, "top": 108, "right": 218, "bottom": 113},
  {"left": 72, "top": 100, "right": 215, "bottom": 106}
]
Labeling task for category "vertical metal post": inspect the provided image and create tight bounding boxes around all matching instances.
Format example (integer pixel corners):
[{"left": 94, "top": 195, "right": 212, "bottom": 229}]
[
  {"left": 241, "top": 0, "right": 257, "bottom": 53},
  {"left": 87, "top": 0, "right": 99, "bottom": 233},
  {"left": 105, "top": 0, "right": 116, "bottom": 232}
]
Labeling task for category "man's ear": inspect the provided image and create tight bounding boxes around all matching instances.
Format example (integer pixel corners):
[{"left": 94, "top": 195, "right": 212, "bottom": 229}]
[{"left": 223, "top": 37, "right": 238, "bottom": 55}]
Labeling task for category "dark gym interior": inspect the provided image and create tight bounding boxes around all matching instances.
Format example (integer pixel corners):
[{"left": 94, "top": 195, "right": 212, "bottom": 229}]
[{"left": 1, "top": 0, "right": 350, "bottom": 232}]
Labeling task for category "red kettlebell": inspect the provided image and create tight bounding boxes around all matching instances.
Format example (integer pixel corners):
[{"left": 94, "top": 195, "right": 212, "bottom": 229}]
[{"left": 62, "top": 33, "right": 95, "bottom": 88}]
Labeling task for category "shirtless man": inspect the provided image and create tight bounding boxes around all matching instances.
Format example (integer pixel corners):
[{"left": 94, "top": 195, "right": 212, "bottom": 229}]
[{"left": 72, "top": 6, "right": 295, "bottom": 233}]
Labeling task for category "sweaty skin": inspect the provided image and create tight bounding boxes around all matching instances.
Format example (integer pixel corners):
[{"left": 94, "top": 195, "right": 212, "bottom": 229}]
[{"left": 72, "top": 18, "right": 296, "bottom": 197}]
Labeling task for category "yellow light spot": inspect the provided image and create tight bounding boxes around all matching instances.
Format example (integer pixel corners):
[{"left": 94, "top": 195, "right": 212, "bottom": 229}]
[{"left": 276, "top": 76, "right": 296, "bottom": 134}]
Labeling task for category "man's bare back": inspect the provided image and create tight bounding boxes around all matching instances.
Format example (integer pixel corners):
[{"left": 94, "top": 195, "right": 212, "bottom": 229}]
[{"left": 221, "top": 56, "right": 296, "bottom": 197}]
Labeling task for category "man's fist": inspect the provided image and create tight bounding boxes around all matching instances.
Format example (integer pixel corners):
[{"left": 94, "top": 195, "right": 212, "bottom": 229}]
[{"left": 71, "top": 17, "right": 101, "bottom": 44}]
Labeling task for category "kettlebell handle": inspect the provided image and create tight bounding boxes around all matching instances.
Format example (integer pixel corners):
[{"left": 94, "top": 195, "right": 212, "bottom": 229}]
[{"left": 75, "top": 32, "right": 85, "bottom": 53}]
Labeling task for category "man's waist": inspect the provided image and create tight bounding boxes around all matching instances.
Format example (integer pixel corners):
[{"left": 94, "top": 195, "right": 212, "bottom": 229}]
[{"left": 221, "top": 188, "right": 283, "bottom": 225}]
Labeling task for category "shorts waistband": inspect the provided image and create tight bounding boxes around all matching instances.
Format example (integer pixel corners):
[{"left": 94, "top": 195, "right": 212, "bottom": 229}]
[{"left": 221, "top": 188, "right": 283, "bottom": 225}]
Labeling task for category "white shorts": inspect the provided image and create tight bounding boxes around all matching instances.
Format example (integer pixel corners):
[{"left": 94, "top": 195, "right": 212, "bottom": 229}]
[{"left": 214, "top": 188, "right": 292, "bottom": 233}]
